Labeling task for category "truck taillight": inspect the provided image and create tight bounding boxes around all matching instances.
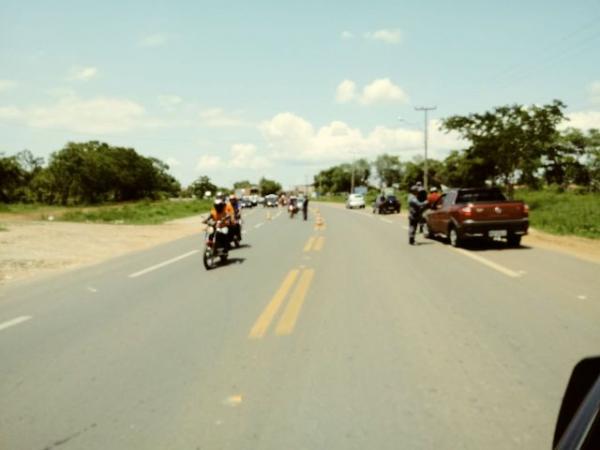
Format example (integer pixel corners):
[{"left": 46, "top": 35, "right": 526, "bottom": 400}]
[{"left": 460, "top": 206, "right": 472, "bottom": 217}]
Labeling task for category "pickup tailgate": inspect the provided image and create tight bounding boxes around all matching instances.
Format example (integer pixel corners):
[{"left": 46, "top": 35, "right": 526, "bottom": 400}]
[{"left": 466, "top": 201, "right": 527, "bottom": 221}]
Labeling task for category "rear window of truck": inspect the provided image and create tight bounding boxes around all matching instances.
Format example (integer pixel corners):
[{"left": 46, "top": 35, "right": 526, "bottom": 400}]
[{"left": 456, "top": 189, "right": 506, "bottom": 203}]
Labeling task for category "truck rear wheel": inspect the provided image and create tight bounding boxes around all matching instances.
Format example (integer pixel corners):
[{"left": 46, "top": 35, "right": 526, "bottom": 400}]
[{"left": 449, "top": 227, "right": 462, "bottom": 248}]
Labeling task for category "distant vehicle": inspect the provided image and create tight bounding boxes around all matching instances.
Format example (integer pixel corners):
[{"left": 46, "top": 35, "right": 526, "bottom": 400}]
[
  {"left": 423, "top": 187, "right": 529, "bottom": 247},
  {"left": 264, "top": 194, "right": 278, "bottom": 207},
  {"left": 258, "top": 196, "right": 265, "bottom": 206},
  {"left": 249, "top": 187, "right": 260, "bottom": 206},
  {"left": 346, "top": 193, "right": 365, "bottom": 209},
  {"left": 373, "top": 194, "right": 401, "bottom": 214},
  {"left": 240, "top": 197, "right": 253, "bottom": 208}
]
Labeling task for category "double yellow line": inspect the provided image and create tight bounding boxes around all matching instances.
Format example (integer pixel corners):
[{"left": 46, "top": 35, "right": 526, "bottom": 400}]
[
  {"left": 303, "top": 236, "right": 325, "bottom": 252},
  {"left": 249, "top": 268, "right": 315, "bottom": 339}
]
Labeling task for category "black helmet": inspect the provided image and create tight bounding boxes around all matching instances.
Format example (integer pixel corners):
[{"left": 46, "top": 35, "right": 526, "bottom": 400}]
[{"left": 214, "top": 198, "right": 225, "bottom": 213}]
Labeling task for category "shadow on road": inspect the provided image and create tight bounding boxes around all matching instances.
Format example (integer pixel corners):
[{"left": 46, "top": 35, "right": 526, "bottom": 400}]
[
  {"left": 463, "top": 240, "right": 532, "bottom": 253},
  {"left": 222, "top": 257, "right": 246, "bottom": 266},
  {"left": 421, "top": 236, "right": 532, "bottom": 252},
  {"left": 232, "top": 244, "right": 252, "bottom": 250}
]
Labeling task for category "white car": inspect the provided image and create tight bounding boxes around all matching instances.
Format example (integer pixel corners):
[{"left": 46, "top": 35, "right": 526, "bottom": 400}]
[{"left": 346, "top": 193, "right": 366, "bottom": 209}]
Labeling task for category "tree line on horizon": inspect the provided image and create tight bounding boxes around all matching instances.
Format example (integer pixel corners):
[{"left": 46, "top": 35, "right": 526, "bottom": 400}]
[
  {"left": 315, "top": 100, "right": 600, "bottom": 196},
  {"left": 2, "top": 101, "right": 599, "bottom": 205}
]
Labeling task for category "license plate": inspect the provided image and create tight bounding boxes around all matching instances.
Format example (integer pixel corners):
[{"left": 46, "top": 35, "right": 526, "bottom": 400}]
[{"left": 489, "top": 229, "right": 507, "bottom": 238}]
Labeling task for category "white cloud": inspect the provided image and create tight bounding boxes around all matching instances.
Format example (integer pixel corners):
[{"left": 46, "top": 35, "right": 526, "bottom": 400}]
[
  {"left": 589, "top": 81, "right": 600, "bottom": 105},
  {"left": 0, "top": 94, "right": 153, "bottom": 133},
  {"left": 139, "top": 33, "right": 169, "bottom": 47},
  {"left": 364, "top": 28, "right": 402, "bottom": 44},
  {"left": 361, "top": 78, "right": 408, "bottom": 105},
  {"left": 563, "top": 111, "right": 600, "bottom": 130},
  {"left": 335, "top": 80, "right": 357, "bottom": 103},
  {"left": 340, "top": 31, "right": 354, "bottom": 40},
  {"left": 230, "top": 143, "right": 271, "bottom": 169},
  {"left": 158, "top": 95, "right": 183, "bottom": 111},
  {"left": 199, "top": 108, "right": 249, "bottom": 127},
  {"left": 0, "top": 79, "right": 17, "bottom": 92},
  {"left": 67, "top": 66, "right": 98, "bottom": 81},
  {"left": 335, "top": 78, "right": 408, "bottom": 105},
  {"left": 196, "top": 155, "right": 222, "bottom": 170},
  {"left": 258, "top": 112, "right": 462, "bottom": 164}
]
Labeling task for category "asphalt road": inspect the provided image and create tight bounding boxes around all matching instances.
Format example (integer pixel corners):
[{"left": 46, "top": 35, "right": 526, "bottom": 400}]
[{"left": 1, "top": 203, "right": 598, "bottom": 450}]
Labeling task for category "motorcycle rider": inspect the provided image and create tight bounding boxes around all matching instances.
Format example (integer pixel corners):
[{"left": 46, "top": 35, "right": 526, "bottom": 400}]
[
  {"left": 204, "top": 197, "right": 233, "bottom": 251},
  {"left": 408, "top": 185, "right": 429, "bottom": 245},
  {"left": 228, "top": 194, "right": 242, "bottom": 244}
]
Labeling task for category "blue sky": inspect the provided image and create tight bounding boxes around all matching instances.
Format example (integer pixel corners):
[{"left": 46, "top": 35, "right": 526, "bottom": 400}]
[{"left": 1, "top": 0, "right": 599, "bottom": 188}]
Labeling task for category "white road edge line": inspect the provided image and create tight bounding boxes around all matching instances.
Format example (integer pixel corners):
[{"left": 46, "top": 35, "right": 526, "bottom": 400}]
[
  {"left": 254, "top": 222, "right": 264, "bottom": 228},
  {"left": 128, "top": 250, "right": 199, "bottom": 278},
  {"left": 0, "top": 315, "right": 32, "bottom": 332},
  {"left": 380, "top": 218, "right": 393, "bottom": 224},
  {"left": 452, "top": 248, "right": 521, "bottom": 278}
]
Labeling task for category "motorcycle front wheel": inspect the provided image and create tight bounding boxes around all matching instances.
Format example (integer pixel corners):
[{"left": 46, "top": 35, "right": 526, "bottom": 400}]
[{"left": 203, "top": 248, "right": 217, "bottom": 270}]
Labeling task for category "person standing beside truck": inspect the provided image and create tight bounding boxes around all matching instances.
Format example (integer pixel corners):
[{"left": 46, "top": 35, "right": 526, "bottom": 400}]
[
  {"left": 427, "top": 187, "right": 441, "bottom": 207},
  {"left": 408, "top": 185, "right": 429, "bottom": 245}
]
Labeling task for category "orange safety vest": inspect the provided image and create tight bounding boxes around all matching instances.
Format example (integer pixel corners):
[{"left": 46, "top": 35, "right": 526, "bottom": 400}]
[{"left": 210, "top": 207, "right": 230, "bottom": 223}]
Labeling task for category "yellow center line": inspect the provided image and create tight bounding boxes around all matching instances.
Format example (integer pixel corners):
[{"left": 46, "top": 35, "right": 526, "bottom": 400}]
[
  {"left": 248, "top": 269, "right": 299, "bottom": 339},
  {"left": 303, "top": 236, "right": 316, "bottom": 252},
  {"left": 313, "top": 236, "right": 325, "bottom": 251},
  {"left": 275, "top": 269, "right": 315, "bottom": 336}
]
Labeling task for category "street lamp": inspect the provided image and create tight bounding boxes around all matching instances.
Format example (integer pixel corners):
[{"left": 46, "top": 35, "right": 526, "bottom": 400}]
[{"left": 398, "top": 107, "right": 436, "bottom": 191}]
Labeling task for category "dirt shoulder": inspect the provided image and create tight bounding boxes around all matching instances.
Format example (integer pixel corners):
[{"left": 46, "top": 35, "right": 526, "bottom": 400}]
[
  {"left": 523, "top": 228, "right": 600, "bottom": 264},
  {"left": 0, "top": 216, "right": 206, "bottom": 285}
]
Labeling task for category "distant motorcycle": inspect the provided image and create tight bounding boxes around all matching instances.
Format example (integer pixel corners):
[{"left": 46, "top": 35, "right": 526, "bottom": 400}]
[
  {"left": 203, "top": 219, "right": 230, "bottom": 270},
  {"left": 288, "top": 203, "right": 299, "bottom": 218}
]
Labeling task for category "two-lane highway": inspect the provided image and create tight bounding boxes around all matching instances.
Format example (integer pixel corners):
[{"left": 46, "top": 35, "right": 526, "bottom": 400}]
[{"left": 1, "top": 203, "right": 598, "bottom": 449}]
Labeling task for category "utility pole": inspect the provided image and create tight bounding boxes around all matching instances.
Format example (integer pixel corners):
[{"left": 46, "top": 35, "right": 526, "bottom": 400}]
[{"left": 414, "top": 106, "right": 436, "bottom": 191}]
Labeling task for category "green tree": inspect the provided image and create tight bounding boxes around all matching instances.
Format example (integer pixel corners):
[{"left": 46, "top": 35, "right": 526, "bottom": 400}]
[
  {"left": 401, "top": 157, "right": 444, "bottom": 190},
  {"left": 233, "top": 180, "right": 252, "bottom": 189},
  {"left": 438, "top": 150, "right": 494, "bottom": 188},
  {"left": 374, "top": 154, "right": 402, "bottom": 188},
  {"left": 441, "top": 100, "right": 566, "bottom": 197},
  {"left": 191, "top": 176, "right": 217, "bottom": 198},
  {"left": 258, "top": 177, "right": 282, "bottom": 195},
  {"left": 0, "top": 153, "right": 26, "bottom": 202}
]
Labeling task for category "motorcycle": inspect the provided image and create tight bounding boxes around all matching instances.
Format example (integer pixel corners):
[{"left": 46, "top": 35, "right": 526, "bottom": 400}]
[
  {"left": 288, "top": 203, "right": 298, "bottom": 218},
  {"left": 203, "top": 219, "right": 230, "bottom": 270}
]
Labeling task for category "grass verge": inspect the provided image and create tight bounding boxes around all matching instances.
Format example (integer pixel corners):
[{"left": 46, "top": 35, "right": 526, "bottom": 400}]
[
  {"left": 60, "top": 199, "right": 212, "bottom": 225},
  {"left": 514, "top": 189, "right": 600, "bottom": 239}
]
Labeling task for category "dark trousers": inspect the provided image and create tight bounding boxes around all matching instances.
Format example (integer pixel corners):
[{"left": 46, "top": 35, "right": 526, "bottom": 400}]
[
  {"left": 408, "top": 217, "right": 420, "bottom": 243},
  {"left": 303, "top": 208, "right": 308, "bottom": 220}
]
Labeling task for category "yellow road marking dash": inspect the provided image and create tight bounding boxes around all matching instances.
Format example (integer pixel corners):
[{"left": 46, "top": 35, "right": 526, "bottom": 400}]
[
  {"left": 313, "top": 236, "right": 325, "bottom": 251},
  {"left": 275, "top": 269, "right": 315, "bottom": 336},
  {"left": 249, "top": 270, "right": 299, "bottom": 339},
  {"left": 303, "top": 236, "right": 316, "bottom": 252}
]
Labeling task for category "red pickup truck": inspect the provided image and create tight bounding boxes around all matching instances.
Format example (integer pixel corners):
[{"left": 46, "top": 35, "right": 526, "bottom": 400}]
[{"left": 423, "top": 187, "right": 529, "bottom": 247}]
